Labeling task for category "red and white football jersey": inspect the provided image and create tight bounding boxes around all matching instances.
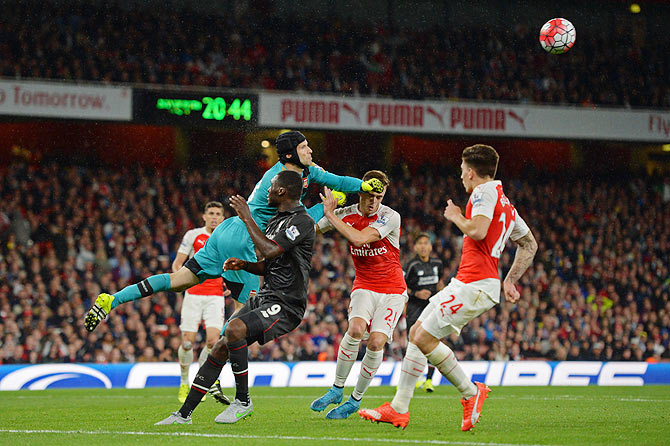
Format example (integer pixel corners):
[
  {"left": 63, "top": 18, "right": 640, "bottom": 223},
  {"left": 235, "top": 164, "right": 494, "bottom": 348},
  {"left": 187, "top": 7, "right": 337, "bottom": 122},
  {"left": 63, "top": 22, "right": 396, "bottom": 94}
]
[
  {"left": 317, "top": 204, "right": 407, "bottom": 294},
  {"left": 455, "top": 180, "right": 529, "bottom": 302},
  {"left": 177, "top": 227, "right": 225, "bottom": 296}
]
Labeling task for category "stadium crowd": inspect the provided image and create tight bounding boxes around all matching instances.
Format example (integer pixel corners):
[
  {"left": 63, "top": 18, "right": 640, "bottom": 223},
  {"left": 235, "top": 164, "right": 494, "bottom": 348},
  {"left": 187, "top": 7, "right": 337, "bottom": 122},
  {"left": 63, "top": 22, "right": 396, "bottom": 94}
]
[
  {"left": 1, "top": 160, "right": 668, "bottom": 366},
  {"left": 2, "top": 1, "right": 669, "bottom": 108}
]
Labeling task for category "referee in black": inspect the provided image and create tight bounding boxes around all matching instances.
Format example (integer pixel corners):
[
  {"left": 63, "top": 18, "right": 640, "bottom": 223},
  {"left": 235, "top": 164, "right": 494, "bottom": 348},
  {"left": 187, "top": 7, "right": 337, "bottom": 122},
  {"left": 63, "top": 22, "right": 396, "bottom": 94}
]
[
  {"left": 403, "top": 232, "right": 445, "bottom": 392},
  {"left": 157, "top": 170, "right": 315, "bottom": 425}
]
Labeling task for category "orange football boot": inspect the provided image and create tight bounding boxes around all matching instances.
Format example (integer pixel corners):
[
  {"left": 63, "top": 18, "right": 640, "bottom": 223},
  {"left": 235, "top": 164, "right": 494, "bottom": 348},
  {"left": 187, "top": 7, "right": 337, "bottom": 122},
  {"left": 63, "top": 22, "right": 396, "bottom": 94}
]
[
  {"left": 358, "top": 402, "right": 409, "bottom": 429},
  {"left": 460, "top": 382, "right": 491, "bottom": 431}
]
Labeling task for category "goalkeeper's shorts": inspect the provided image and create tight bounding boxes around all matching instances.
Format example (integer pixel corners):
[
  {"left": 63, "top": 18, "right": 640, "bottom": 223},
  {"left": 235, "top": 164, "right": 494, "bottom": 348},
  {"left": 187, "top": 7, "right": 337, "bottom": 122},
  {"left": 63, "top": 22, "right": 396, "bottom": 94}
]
[{"left": 190, "top": 216, "right": 259, "bottom": 304}]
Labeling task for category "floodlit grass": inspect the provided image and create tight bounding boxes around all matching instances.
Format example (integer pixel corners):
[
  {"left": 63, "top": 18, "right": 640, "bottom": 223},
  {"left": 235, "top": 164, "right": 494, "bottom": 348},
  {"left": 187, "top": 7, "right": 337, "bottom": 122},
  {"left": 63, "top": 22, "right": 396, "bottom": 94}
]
[{"left": 1, "top": 385, "right": 669, "bottom": 446}]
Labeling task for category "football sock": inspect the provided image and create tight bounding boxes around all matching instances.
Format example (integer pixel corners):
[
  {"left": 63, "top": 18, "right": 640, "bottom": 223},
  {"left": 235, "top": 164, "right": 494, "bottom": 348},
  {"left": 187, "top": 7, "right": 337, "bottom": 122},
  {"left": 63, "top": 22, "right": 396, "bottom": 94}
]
[
  {"left": 352, "top": 348, "right": 383, "bottom": 400},
  {"left": 425, "top": 343, "right": 476, "bottom": 399},
  {"left": 178, "top": 343, "right": 194, "bottom": 385},
  {"left": 228, "top": 339, "right": 250, "bottom": 404},
  {"left": 391, "top": 342, "right": 426, "bottom": 413},
  {"left": 427, "top": 365, "right": 436, "bottom": 381},
  {"left": 198, "top": 345, "right": 211, "bottom": 368},
  {"left": 179, "top": 354, "right": 224, "bottom": 418},
  {"left": 111, "top": 273, "right": 171, "bottom": 308},
  {"left": 334, "top": 333, "right": 361, "bottom": 387}
]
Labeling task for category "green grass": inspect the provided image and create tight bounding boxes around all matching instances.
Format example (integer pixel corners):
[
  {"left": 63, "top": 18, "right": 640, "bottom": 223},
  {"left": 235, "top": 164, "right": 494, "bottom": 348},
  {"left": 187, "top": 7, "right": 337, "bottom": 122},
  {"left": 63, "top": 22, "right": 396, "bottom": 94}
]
[{"left": 1, "top": 386, "right": 669, "bottom": 446}]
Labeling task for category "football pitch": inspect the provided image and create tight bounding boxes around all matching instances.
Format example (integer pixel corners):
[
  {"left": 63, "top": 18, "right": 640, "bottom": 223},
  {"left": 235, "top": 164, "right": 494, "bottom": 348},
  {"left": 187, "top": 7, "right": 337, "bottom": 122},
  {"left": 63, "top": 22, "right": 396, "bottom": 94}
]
[{"left": 1, "top": 386, "right": 669, "bottom": 446}]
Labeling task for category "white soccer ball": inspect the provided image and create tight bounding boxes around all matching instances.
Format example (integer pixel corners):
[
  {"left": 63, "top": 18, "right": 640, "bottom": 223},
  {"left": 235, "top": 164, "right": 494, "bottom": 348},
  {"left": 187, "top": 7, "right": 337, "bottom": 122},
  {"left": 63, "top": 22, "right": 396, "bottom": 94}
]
[{"left": 539, "top": 18, "right": 576, "bottom": 54}]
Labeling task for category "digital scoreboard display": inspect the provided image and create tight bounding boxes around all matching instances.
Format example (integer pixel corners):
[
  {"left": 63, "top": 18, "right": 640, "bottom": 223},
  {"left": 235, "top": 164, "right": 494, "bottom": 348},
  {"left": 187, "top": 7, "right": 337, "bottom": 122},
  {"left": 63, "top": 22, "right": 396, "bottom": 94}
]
[{"left": 134, "top": 90, "right": 257, "bottom": 127}]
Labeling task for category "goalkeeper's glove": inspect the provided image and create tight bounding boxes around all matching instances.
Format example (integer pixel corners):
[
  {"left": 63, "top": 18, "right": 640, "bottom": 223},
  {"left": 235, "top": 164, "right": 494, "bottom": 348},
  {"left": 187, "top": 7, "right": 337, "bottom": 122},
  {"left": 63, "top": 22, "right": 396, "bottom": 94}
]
[
  {"left": 361, "top": 178, "right": 385, "bottom": 193},
  {"left": 331, "top": 190, "right": 347, "bottom": 206}
]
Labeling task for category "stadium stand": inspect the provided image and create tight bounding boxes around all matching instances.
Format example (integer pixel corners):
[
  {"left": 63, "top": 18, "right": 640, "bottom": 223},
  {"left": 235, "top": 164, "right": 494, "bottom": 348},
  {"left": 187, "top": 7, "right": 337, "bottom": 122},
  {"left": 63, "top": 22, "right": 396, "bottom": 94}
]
[{"left": 1, "top": 1, "right": 669, "bottom": 107}]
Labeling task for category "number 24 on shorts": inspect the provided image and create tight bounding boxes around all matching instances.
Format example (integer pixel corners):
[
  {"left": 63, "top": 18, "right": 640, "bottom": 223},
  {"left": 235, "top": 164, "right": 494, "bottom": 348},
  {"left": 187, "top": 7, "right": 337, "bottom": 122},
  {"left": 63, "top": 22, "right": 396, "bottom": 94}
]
[{"left": 439, "top": 295, "right": 462, "bottom": 317}]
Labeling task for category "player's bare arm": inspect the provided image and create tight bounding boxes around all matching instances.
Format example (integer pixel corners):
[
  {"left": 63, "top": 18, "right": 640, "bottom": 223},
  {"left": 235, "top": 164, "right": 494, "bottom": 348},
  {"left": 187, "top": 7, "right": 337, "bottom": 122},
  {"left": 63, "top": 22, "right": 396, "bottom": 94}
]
[
  {"left": 229, "top": 194, "right": 284, "bottom": 260},
  {"left": 172, "top": 252, "right": 188, "bottom": 273},
  {"left": 224, "top": 257, "right": 266, "bottom": 276},
  {"left": 443, "top": 199, "right": 491, "bottom": 241},
  {"left": 502, "top": 230, "right": 538, "bottom": 303},
  {"left": 320, "top": 186, "right": 381, "bottom": 247}
]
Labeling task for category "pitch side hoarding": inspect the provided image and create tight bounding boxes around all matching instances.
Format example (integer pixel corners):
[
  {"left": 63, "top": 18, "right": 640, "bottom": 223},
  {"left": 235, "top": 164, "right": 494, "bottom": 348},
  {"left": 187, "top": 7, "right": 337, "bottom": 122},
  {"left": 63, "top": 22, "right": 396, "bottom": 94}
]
[{"left": 1, "top": 361, "right": 667, "bottom": 390}]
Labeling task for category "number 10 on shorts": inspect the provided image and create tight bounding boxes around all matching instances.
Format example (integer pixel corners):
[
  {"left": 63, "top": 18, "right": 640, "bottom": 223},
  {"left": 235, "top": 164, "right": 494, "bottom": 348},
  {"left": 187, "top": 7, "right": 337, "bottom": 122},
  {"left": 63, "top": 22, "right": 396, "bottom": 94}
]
[{"left": 439, "top": 295, "right": 463, "bottom": 317}]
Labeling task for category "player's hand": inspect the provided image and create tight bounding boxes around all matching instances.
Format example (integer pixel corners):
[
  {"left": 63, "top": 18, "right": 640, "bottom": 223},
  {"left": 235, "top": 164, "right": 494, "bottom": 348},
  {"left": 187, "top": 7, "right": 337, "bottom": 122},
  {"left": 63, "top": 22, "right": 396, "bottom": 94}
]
[
  {"left": 503, "top": 280, "right": 520, "bottom": 303},
  {"left": 224, "top": 257, "right": 247, "bottom": 271},
  {"left": 415, "top": 289, "right": 432, "bottom": 300},
  {"left": 443, "top": 199, "right": 462, "bottom": 222},
  {"left": 319, "top": 186, "right": 337, "bottom": 215},
  {"left": 229, "top": 195, "right": 252, "bottom": 222},
  {"left": 361, "top": 178, "right": 384, "bottom": 193}
]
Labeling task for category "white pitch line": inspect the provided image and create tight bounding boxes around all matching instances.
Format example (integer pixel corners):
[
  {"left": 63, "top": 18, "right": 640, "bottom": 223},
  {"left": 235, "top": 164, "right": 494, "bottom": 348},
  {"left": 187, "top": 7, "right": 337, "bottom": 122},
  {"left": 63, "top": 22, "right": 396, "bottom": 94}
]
[
  {"left": 0, "top": 429, "right": 563, "bottom": 446},
  {"left": 13, "top": 394, "right": 670, "bottom": 403}
]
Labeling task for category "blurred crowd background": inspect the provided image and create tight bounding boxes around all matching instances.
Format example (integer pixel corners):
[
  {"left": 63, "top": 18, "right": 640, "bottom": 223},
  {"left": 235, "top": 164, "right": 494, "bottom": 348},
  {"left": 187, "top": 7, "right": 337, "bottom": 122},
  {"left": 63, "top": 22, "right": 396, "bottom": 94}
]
[
  {"left": 1, "top": 160, "right": 668, "bottom": 365},
  {"left": 2, "top": 0, "right": 669, "bottom": 107}
]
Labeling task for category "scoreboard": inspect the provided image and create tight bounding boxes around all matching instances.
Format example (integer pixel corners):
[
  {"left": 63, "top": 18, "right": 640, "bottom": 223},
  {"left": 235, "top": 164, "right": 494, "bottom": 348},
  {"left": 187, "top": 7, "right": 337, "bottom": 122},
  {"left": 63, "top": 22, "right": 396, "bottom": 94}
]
[{"left": 134, "top": 90, "right": 257, "bottom": 127}]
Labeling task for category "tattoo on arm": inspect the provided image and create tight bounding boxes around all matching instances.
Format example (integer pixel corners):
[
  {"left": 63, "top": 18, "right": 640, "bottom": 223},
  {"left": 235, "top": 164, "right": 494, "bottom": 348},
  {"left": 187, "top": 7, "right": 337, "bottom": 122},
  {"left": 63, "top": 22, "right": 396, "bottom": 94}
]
[{"left": 504, "top": 231, "right": 538, "bottom": 284}]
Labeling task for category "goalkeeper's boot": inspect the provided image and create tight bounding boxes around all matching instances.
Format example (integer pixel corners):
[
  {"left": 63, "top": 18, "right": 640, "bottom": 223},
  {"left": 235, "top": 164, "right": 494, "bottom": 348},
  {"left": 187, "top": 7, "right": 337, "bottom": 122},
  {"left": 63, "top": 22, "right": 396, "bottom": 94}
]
[
  {"left": 155, "top": 412, "right": 192, "bottom": 425},
  {"left": 415, "top": 377, "right": 426, "bottom": 390},
  {"left": 359, "top": 402, "right": 409, "bottom": 429},
  {"left": 331, "top": 190, "right": 346, "bottom": 206},
  {"left": 310, "top": 386, "right": 343, "bottom": 412},
  {"left": 178, "top": 384, "right": 189, "bottom": 403},
  {"left": 424, "top": 378, "right": 435, "bottom": 393},
  {"left": 460, "top": 382, "right": 490, "bottom": 431},
  {"left": 214, "top": 398, "right": 253, "bottom": 423},
  {"left": 209, "top": 379, "right": 231, "bottom": 405},
  {"left": 84, "top": 293, "right": 115, "bottom": 332},
  {"left": 325, "top": 396, "right": 360, "bottom": 419}
]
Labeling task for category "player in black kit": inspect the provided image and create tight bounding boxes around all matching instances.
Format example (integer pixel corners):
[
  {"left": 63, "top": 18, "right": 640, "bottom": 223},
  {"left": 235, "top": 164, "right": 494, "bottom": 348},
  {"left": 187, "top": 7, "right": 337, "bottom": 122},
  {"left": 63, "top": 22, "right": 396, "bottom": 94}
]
[
  {"left": 403, "top": 233, "right": 445, "bottom": 392},
  {"left": 156, "top": 170, "right": 315, "bottom": 425}
]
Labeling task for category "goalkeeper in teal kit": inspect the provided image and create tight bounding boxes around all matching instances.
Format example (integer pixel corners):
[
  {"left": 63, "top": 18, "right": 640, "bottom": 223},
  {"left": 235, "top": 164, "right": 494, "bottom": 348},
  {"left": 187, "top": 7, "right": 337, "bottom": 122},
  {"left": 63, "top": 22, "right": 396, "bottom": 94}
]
[{"left": 85, "top": 130, "right": 377, "bottom": 332}]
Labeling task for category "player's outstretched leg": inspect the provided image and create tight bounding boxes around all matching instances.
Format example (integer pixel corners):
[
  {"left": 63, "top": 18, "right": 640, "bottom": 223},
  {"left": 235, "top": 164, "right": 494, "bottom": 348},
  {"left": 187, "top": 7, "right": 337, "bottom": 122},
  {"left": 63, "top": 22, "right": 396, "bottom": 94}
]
[
  {"left": 325, "top": 395, "right": 360, "bottom": 419},
  {"left": 460, "top": 382, "right": 490, "bottom": 431},
  {"left": 359, "top": 402, "right": 409, "bottom": 429},
  {"left": 310, "top": 386, "right": 344, "bottom": 412},
  {"left": 85, "top": 268, "right": 198, "bottom": 331}
]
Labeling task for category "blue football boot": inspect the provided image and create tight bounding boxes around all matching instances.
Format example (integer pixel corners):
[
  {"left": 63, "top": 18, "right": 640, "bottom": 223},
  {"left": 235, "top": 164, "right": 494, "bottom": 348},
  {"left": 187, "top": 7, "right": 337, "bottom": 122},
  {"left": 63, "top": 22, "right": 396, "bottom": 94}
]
[
  {"left": 325, "top": 396, "right": 360, "bottom": 419},
  {"left": 310, "top": 386, "right": 343, "bottom": 412}
]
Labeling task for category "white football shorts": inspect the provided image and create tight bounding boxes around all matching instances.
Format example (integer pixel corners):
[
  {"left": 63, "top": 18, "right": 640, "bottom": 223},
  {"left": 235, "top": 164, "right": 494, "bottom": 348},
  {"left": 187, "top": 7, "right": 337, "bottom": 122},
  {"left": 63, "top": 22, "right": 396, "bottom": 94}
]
[
  {"left": 348, "top": 288, "right": 408, "bottom": 342},
  {"left": 418, "top": 278, "right": 496, "bottom": 340},
  {"left": 179, "top": 291, "right": 226, "bottom": 332}
]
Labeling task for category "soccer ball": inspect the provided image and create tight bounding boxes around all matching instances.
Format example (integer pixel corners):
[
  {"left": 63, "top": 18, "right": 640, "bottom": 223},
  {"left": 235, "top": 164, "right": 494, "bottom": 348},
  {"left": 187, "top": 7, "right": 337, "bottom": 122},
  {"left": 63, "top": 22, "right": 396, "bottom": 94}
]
[{"left": 539, "top": 18, "right": 576, "bottom": 54}]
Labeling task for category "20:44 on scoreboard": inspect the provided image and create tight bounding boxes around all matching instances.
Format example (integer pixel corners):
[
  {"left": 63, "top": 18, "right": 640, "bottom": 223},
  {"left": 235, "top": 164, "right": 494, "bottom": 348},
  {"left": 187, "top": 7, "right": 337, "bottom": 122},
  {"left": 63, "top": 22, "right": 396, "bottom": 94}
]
[{"left": 134, "top": 89, "right": 257, "bottom": 127}]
